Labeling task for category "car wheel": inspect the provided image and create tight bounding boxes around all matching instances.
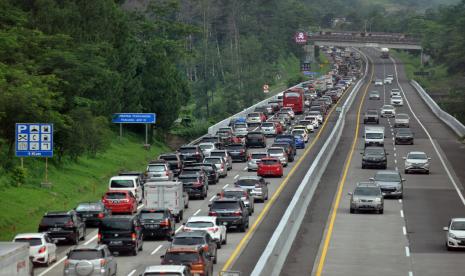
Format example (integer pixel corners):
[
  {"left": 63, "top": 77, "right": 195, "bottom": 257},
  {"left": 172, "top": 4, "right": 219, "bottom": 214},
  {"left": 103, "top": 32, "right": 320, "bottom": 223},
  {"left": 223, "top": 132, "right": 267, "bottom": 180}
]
[
  {"left": 446, "top": 243, "right": 452, "bottom": 251},
  {"left": 426, "top": 170, "right": 430, "bottom": 175},
  {"left": 378, "top": 209, "right": 384, "bottom": 214},
  {"left": 222, "top": 233, "right": 227, "bottom": 245},
  {"left": 73, "top": 233, "right": 79, "bottom": 245},
  {"left": 217, "top": 238, "right": 222, "bottom": 249},
  {"left": 362, "top": 165, "right": 365, "bottom": 169},
  {"left": 239, "top": 223, "right": 246, "bottom": 232},
  {"left": 132, "top": 246, "right": 138, "bottom": 256},
  {"left": 139, "top": 240, "right": 143, "bottom": 251},
  {"left": 213, "top": 250, "right": 218, "bottom": 264},
  {"left": 405, "top": 169, "right": 408, "bottom": 174},
  {"left": 350, "top": 208, "right": 355, "bottom": 214},
  {"left": 81, "top": 228, "right": 86, "bottom": 240},
  {"left": 112, "top": 264, "right": 117, "bottom": 276}
]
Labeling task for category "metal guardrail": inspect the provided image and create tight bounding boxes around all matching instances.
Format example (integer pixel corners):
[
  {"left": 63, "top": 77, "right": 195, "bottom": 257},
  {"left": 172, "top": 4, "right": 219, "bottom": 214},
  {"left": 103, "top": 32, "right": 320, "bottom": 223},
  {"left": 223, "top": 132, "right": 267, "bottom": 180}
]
[
  {"left": 410, "top": 80, "right": 465, "bottom": 138},
  {"left": 250, "top": 49, "right": 369, "bottom": 276}
]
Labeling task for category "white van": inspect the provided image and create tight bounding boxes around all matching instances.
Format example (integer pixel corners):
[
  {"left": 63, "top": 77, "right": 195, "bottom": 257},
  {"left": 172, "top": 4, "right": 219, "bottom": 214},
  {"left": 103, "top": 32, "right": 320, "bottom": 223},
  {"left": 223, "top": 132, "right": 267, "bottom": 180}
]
[
  {"left": 108, "top": 175, "right": 142, "bottom": 203},
  {"left": 364, "top": 126, "right": 385, "bottom": 147},
  {"left": 143, "top": 181, "right": 187, "bottom": 222}
]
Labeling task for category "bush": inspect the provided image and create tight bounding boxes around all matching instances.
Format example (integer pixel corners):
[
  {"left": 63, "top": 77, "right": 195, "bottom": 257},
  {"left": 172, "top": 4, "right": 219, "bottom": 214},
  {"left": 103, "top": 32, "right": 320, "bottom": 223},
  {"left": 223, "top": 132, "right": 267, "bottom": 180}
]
[{"left": 10, "top": 166, "right": 27, "bottom": 187}]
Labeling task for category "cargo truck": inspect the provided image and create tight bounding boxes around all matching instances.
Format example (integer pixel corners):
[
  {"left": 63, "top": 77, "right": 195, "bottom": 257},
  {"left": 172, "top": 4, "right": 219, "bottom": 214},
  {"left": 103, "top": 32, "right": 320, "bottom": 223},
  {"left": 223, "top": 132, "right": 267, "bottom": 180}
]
[
  {"left": 143, "top": 181, "right": 188, "bottom": 222},
  {"left": 0, "top": 242, "right": 33, "bottom": 276},
  {"left": 364, "top": 126, "right": 385, "bottom": 147}
]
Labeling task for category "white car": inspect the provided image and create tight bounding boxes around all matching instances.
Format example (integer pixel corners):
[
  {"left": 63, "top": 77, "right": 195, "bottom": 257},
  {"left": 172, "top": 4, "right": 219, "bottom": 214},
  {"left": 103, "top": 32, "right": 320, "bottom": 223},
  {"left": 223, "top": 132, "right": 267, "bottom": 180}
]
[
  {"left": 183, "top": 216, "right": 227, "bottom": 247},
  {"left": 380, "top": 105, "right": 396, "bottom": 118},
  {"left": 384, "top": 78, "right": 392, "bottom": 85},
  {"left": 198, "top": 142, "right": 217, "bottom": 157},
  {"left": 391, "top": 88, "right": 401, "bottom": 97},
  {"left": 374, "top": 79, "right": 383, "bottom": 86},
  {"left": 307, "top": 111, "right": 323, "bottom": 123},
  {"left": 305, "top": 116, "right": 320, "bottom": 128},
  {"left": 390, "top": 95, "right": 404, "bottom": 106},
  {"left": 292, "top": 129, "right": 309, "bottom": 143},
  {"left": 298, "top": 119, "right": 315, "bottom": 132},
  {"left": 394, "top": 113, "right": 410, "bottom": 127},
  {"left": 13, "top": 233, "right": 57, "bottom": 266},
  {"left": 203, "top": 156, "right": 227, "bottom": 177},
  {"left": 403, "top": 151, "right": 431, "bottom": 174},
  {"left": 267, "top": 147, "right": 288, "bottom": 166},
  {"left": 281, "top": 107, "right": 295, "bottom": 119},
  {"left": 141, "top": 265, "right": 191, "bottom": 276},
  {"left": 443, "top": 218, "right": 465, "bottom": 250}
]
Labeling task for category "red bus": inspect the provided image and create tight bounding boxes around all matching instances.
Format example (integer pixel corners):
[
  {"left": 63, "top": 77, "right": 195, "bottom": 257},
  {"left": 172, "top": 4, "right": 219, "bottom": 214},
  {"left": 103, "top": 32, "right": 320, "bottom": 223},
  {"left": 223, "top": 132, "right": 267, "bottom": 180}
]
[{"left": 283, "top": 89, "right": 305, "bottom": 114}]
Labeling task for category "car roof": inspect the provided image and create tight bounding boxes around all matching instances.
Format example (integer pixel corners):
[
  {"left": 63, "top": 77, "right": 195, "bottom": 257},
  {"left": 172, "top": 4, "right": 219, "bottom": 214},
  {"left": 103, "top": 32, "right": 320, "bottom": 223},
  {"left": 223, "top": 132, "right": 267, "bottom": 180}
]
[
  {"left": 212, "top": 198, "right": 240, "bottom": 203},
  {"left": 261, "top": 157, "right": 279, "bottom": 161},
  {"left": 187, "top": 216, "right": 216, "bottom": 223},
  {"left": 110, "top": 175, "right": 137, "bottom": 180},
  {"left": 268, "top": 147, "right": 284, "bottom": 151},
  {"left": 238, "top": 175, "right": 261, "bottom": 180},
  {"left": 356, "top": 181, "right": 379, "bottom": 187},
  {"left": 165, "top": 246, "right": 202, "bottom": 253},
  {"left": 407, "top": 151, "right": 426, "bottom": 155},
  {"left": 14, "top": 233, "right": 47, "bottom": 239},
  {"left": 71, "top": 244, "right": 106, "bottom": 251},
  {"left": 223, "top": 187, "right": 246, "bottom": 192},
  {"left": 143, "top": 265, "right": 187, "bottom": 273},
  {"left": 102, "top": 215, "right": 136, "bottom": 221},
  {"left": 175, "top": 231, "right": 208, "bottom": 238},
  {"left": 44, "top": 211, "right": 72, "bottom": 216},
  {"left": 451, "top": 218, "right": 465, "bottom": 222},
  {"left": 375, "top": 170, "right": 400, "bottom": 176}
]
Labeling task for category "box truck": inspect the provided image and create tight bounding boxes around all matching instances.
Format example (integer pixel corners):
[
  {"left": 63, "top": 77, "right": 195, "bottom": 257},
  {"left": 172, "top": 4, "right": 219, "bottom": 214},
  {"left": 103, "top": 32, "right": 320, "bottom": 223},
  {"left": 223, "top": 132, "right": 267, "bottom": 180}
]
[{"left": 143, "top": 181, "right": 188, "bottom": 222}]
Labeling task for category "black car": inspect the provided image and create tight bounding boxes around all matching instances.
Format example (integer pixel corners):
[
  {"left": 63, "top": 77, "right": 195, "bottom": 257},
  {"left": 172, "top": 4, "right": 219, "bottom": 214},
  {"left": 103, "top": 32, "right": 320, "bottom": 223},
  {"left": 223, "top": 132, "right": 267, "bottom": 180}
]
[
  {"left": 185, "top": 163, "right": 219, "bottom": 184},
  {"left": 208, "top": 198, "right": 249, "bottom": 232},
  {"left": 178, "top": 145, "right": 204, "bottom": 163},
  {"left": 361, "top": 147, "right": 388, "bottom": 169},
  {"left": 38, "top": 211, "right": 86, "bottom": 244},
  {"left": 395, "top": 128, "right": 414, "bottom": 145},
  {"left": 226, "top": 143, "right": 248, "bottom": 162},
  {"left": 158, "top": 153, "right": 183, "bottom": 176},
  {"left": 140, "top": 208, "right": 176, "bottom": 241},
  {"left": 181, "top": 167, "right": 209, "bottom": 189},
  {"left": 178, "top": 174, "right": 207, "bottom": 199},
  {"left": 98, "top": 215, "right": 143, "bottom": 255},
  {"left": 171, "top": 231, "right": 218, "bottom": 264},
  {"left": 75, "top": 202, "right": 111, "bottom": 227},
  {"left": 275, "top": 135, "right": 297, "bottom": 156},
  {"left": 245, "top": 132, "right": 266, "bottom": 148},
  {"left": 363, "top": 109, "right": 379, "bottom": 124}
]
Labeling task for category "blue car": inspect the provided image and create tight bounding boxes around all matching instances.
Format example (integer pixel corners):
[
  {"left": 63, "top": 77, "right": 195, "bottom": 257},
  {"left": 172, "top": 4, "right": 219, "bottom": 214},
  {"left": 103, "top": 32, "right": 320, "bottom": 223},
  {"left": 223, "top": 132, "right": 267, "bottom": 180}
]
[{"left": 294, "top": 135, "right": 305, "bottom": 149}]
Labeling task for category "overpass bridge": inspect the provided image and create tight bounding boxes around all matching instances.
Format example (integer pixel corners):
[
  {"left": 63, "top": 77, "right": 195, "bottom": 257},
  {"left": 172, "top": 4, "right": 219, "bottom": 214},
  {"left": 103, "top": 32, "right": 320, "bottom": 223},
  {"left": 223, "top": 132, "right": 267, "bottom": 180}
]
[{"left": 309, "top": 31, "right": 422, "bottom": 50}]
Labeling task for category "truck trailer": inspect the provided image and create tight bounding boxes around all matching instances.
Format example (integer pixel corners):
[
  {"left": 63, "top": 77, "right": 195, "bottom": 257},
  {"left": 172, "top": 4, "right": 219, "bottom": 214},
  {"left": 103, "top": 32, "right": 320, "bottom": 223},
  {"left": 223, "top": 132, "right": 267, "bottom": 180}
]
[{"left": 0, "top": 242, "right": 33, "bottom": 276}]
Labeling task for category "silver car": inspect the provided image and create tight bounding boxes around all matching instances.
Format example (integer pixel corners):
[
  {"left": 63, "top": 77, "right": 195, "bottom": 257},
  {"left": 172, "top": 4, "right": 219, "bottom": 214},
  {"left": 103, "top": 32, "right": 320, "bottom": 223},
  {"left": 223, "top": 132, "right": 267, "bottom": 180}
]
[
  {"left": 203, "top": 156, "right": 227, "bottom": 177},
  {"left": 247, "top": 152, "right": 268, "bottom": 171},
  {"left": 221, "top": 187, "right": 254, "bottom": 215},
  {"left": 443, "top": 218, "right": 465, "bottom": 250},
  {"left": 267, "top": 147, "right": 288, "bottom": 166},
  {"left": 210, "top": 150, "right": 233, "bottom": 170},
  {"left": 234, "top": 176, "right": 269, "bottom": 202},
  {"left": 403, "top": 151, "right": 431, "bottom": 174},
  {"left": 371, "top": 170, "right": 404, "bottom": 199},
  {"left": 146, "top": 162, "right": 173, "bottom": 181},
  {"left": 234, "top": 123, "right": 248, "bottom": 137},
  {"left": 64, "top": 244, "right": 117, "bottom": 276},
  {"left": 260, "top": 122, "right": 277, "bottom": 136},
  {"left": 246, "top": 112, "right": 262, "bottom": 124},
  {"left": 380, "top": 105, "right": 396, "bottom": 118},
  {"left": 349, "top": 182, "right": 384, "bottom": 214},
  {"left": 394, "top": 113, "right": 410, "bottom": 127},
  {"left": 198, "top": 142, "right": 217, "bottom": 157}
]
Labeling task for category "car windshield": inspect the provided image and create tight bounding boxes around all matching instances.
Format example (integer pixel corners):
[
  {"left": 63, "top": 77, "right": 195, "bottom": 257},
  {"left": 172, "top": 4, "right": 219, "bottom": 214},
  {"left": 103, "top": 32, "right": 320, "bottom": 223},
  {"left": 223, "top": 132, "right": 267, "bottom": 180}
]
[
  {"left": 185, "top": 221, "right": 214, "bottom": 228},
  {"left": 199, "top": 144, "right": 213, "bottom": 150},
  {"left": 211, "top": 201, "right": 239, "bottom": 210},
  {"left": 397, "top": 129, "right": 412, "bottom": 135},
  {"left": 300, "top": 120, "right": 311, "bottom": 124},
  {"left": 68, "top": 250, "right": 103, "bottom": 260},
  {"left": 261, "top": 159, "right": 279, "bottom": 165},
  {"left": 370, "top": 92, "right": 379, "bottom": 95},
  {"left": 392, "top": 96, "right": 402, "bottom": 99},
  {"left": 247, "top": 113, "right": 259, "bottom": 118},
  {"left": 14, "top": 238, "right": 42, "bottom": 246},
  {"left": 354, "top": 187, "right": 381, "bottom": 196},
  {"left": 172, "top": 236, "right": 205, "bottom": 246},
  {"left": 292, "top": 130, "right": 305, "bottom": 135},
  {"left": 203, "top": 158, "right": 221, "bottom": 164},
  {"left": 100, "top": 219, "right": 132, "bottom": 231},
  {"left": 110, "top": 179, "right": 133, "bottom": 188},
  {"left": 408, "top": 153, "right": 427, "bottom": 159},
  {"left": 41, "top": 215, "right": 71, "bottom": 225},
  {"left": 105, "top": 192, "right": 127, "bottom": 199},
  {"left": 179, "top": 148, "right": 197, "bottom": 153},
  {"left": 396, "top": 114, "right": 409, "bottom": 119},
  {"left": 178, "top": 177, "right": 198, "bottom": 183},
  {"left": 227, "top": 145, "right": 244, "bottom": 150},
  {"left": 223, "top": 191, "right": 244, "bottom": 198},
  {"left": 366, "top": 133, "right": 383, "bottom": 139},
  {"left": 235, "top": 124, "right": 247, "bottom": 129},
  {"left": 268, "top": 149, "right": 284, "bottom": 154},
  {"left": 375, "top": 172, "right": 401, "bottom": 182},
  {"left": 159, "top": 155, "right": 177, "bottom": 161},
  {"left": 140, "top": 212, "right": 165, "bottom": 220},
  {"left": 163, "top": 252, "right": 199, "bottom": 263},
  {"left": 236, "top": 179, "right": 258, "bottom": 187},
  {"left": 451, "top": 221, "right": 465, "bottom": 231},
  {"left": 365, "top": 148, "right": 384, "bottom": 155},
  {"left": 76, "top": 203, "right": 103, "bottom": 212},
  {"left": 367, "top": 111, "right": 377, "bottom": 115},
  {"left": 147, "top": 165, "right": 166, "bottom": 172},
  {"left": 261, "top": 123, "right": 274, "bottom": 127},
  {"left": 251, "top": 153, "right": 267, "bottom": 160},
  {"left": 247, "top": 133, "right": 263, "bottom": 138},
  {"left": 210, "top": 152, "right": 225, "bottom": 157}
]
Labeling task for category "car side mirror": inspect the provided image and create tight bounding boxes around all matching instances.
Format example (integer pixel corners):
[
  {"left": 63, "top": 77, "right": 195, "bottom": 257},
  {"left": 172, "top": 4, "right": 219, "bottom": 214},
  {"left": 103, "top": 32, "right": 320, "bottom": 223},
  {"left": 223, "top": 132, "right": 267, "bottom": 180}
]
[
  {"left": 347, "top": 192, "right": 353, "bottom": 196},
  {"left": 428, "top": 157, "right": 431, "bottom": 160},
  {"left": 208, "top": 203, "right": 212, "bottom": 207},
  {"left": 386, "top": 153, "right": 389, "bottom": 155},
  {"left": 443, "top": 227, "right": 449, "bottom": 231},
  {"left": 160, "top": 255, "right": 164, "bottom": 259},
  {"left": 369, "top": 177, "right": 374, "bottom": 181},
  {"left": 402, "top": 178, "right": 406, "bottom": 182}
]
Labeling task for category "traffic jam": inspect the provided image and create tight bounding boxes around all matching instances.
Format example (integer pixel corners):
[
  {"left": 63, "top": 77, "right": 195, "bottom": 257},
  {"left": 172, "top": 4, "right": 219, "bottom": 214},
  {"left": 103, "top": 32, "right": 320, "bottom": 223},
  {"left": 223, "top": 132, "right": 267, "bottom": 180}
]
[{"left": 12, "top": 48, "right": 362, "bottom": 276}]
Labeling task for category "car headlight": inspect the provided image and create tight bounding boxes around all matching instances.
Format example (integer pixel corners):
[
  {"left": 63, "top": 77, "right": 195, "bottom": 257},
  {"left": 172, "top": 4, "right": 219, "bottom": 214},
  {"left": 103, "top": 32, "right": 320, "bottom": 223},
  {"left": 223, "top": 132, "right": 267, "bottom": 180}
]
[
  {"left": 375, "top": 197, "right": 382, "bottom": 202},
  {"left": 449, "top": 232, "right": 456, "bottom": 239},
  {"left": 405, "top": 161, "right": 412, "bottom": 166}
]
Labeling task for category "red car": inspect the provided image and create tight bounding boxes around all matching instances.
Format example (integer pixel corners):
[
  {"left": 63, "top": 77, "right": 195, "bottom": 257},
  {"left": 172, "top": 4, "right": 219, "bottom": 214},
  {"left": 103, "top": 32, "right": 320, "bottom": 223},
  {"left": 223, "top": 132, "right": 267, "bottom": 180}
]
[
  {"left": 102, "top": 190, "right": 137, "bottom": 214},
  {"left": 257, "top": 157, "right": 283, "bottom": 177}
]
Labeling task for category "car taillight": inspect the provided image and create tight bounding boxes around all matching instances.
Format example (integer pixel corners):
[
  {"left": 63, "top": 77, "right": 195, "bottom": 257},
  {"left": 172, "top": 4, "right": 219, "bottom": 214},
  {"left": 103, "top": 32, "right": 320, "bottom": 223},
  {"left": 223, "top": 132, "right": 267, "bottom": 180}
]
[
  {"left": 165, "top": 171, "right": 169, "bottom": 176},
  {"left": 38, "top": 246, "right": 46, "bottom": 254},
  {"left": 160, "top": 219, "right": 170, "bottom": 227},
  {"left": 193, "top": 181, "right": 202, "bottom": 187},
  {"left": 203, "top": 245, "right": 209, "bottom": 251},
  {"left": 234, "top": 211, "right": 242, "bottom": 216},
  {"left": 64, "top": 259, "right": 69, "bottom": 267},
  {"left": 240, "top": 149, "right": 244, "bottom": 154},
  {"left": 248, "top": 155, "right": 251, "bottom": 160},
  {"left": 100, "top": 259, "right": 107, "bottom": 266},
  {"left": 97, "top": 213, "right": 105, "bottom": 219},
  {"left": 131, "top": 233, "right": 137, "bottom": 241},
  {"left": 191, "top": 263, "right": 204, "bottom": 270},
  {"left": 255, "top": 184, "right": 261, "bottom": 188},
  {"left": 221, "top": 163, "right": 224, "bottom": 169},
  {"left": 209, "top": 211, "right": 218, "bottom": 216},
  {"left": 183, "top": 227, "right": 191, "bottom": 232},
  {"left": 208, "top": 227, "right": 219, "bottom": 233},
  {"left": 98, "top": 233, "right": 102, "bottom": 242},
  {"left": 65, "top": 221, "right": 74, "bottom": 227}
]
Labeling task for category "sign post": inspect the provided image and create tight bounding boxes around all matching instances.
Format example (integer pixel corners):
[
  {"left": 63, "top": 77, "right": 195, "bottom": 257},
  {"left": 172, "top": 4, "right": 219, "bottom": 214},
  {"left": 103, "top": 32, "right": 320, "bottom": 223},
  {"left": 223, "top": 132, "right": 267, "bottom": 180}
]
[
  {"left": 16, "top": 123, "right": 54, "bottom": 187},
  {"left": 112, "top": 113, "right": 156, "bottom": 150}
]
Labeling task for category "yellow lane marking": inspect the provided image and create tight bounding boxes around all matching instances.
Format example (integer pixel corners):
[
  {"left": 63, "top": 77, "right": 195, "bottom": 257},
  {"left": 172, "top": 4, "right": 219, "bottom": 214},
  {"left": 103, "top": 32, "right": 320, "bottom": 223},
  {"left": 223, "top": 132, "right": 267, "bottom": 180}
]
[
  {"left": 222, "top": 85, "right": 354, "bottom": 271},
  {"left": 315, "top": 54, "right": 375, "bottom": 275}
]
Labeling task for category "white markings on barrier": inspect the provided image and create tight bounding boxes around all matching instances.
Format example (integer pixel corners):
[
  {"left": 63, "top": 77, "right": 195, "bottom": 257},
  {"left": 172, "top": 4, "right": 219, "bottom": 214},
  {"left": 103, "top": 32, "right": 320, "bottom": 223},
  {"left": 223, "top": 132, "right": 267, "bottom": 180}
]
[
  {"left": 175, "top": 225, "right": 183, "bottom": 234},
  {"left": 234, "top": 174, "right": 239, "bottom": 179}
]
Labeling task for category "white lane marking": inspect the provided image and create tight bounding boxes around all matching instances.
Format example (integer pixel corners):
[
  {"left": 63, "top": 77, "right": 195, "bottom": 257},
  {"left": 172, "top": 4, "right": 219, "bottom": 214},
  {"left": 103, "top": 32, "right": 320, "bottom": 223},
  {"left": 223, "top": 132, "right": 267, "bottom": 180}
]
[
  {"left": 151, "top": 245, "right": 163, "bottom": 255},
  {"left": 391, "top": 57, "right": 465, "bottom": 206},
  {"left": 394, "top": 153, "right": 397, "bottom": 157},
  {"left": 399, "top": 199, "right": 403, "bottom": 203},
  {"left": 394, "top": 159, "right": 397, "bottom": 164},
  {"left": 403, "top": 226, "right": 407, "bottom": 235},
  {"left": 209, "top": 195, "right": 216, "bottom": 201},
  {"left": 193, "top": 209, "right": 201, "bottom": 216},
  {"left": 400, "top": 210, "right": 404, "bottom": 218},
  {"left": 137, "top": 204, "right": 144, "bottom": 210},
  {"left": 405, "top": 246, "right": 410, "bottom": 257},
  {"left": 234, "top": 174, "right": 239, "bottom": 179},
  {"left": 243, "top": 167, "right": 248, "bottom": 171},
  {"left": 128, "top": 269, "right": 137, "bottom": 276},
  {"left": 395, "top": 166, "right": 398, "bottom": 171},
  {"left": 393, "top": 147, "right": 396, "bottom": 151},
  {"left": 175, "top": 225, "right": 183, "bottom": 234},
  {"left": 409, "top": 271, "right": 414, "bottom": 276},
  {"left": 38, "top": 233, "right": 98, "bottom": 275},
  {"left": 223, "top": 184, "right": 229, "bottom": 189}
]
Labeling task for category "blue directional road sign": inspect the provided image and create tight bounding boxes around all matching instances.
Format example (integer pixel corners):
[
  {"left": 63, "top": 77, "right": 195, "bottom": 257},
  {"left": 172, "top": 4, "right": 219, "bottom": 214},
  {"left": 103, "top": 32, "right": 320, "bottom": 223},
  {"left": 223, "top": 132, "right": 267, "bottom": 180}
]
[
  {"left": 15, "top": 123, "right": 53, "bottom": 157},
  {"left": 303, "top": 71, "right": 319, "bottom": 76},
  {"left": 112, "top": 113, "right": 156, "bottom": 124}
]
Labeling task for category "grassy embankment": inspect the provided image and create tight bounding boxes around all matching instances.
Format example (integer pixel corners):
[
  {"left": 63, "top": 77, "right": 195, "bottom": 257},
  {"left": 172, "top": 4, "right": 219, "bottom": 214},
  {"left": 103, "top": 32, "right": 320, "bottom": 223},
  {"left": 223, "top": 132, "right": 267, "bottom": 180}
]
[{"left": 0, "top": 134, "right": 170, "bottom": 240}]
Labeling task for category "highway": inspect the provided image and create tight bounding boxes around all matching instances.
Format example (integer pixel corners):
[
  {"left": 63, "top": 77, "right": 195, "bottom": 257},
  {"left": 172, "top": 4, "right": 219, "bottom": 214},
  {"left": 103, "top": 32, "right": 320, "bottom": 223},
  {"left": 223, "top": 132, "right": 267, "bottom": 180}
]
[{"left": 280, "top": 48, "right": 465, "bottom": 276}]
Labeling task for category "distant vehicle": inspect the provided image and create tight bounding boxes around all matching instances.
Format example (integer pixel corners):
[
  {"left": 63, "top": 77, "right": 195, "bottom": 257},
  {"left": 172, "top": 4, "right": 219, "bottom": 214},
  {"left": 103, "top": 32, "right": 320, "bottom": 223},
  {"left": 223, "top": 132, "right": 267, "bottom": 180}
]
[
  {"left": 98, "top": 215, "right": 143, "bottom": 255},
  {"left": 390, "top": 88, "right": 401, "bottom": 97},
  {"left": 203, "top": 156, "right": 227, "bottom": 178},
  {"left": 75, "top": 202, "right": 111, "bottom": 227},
  {"left": 361, "top": 146, "right": 388, "bottom": 169},
  {"left": 394, "top": 113, "right": 410, "bottom": 127},
  {"left": 257, "top": 157, "right": 284, "bottom": 177},
  {"left": 178, "top": 145, "right": 204, "bottom": 163},
  {"left": 226, "top": 143, "right": 248, "bottom": 162},
  {"left": 443, "top": 218, "right": 465, "bottom": 250},
  {"left": 384, "top": 77, "right": 392, "bottom": 85},
  {"left": 395, "top": 128, "right": 414, "bottom": 145},
  {"left": 281, "top": 107, "right": 296, "bottom": 119},
  {"left": 209, "top": 150, "right": 233, "bottom": 171},
  {"left": 363, "top": 109, "right": 380, "bottom": 124},
  {"left": 170, "top": 231, "right": 218, "bottom": 264},
  {"left": 182, "top": 216, "right": 227, "bottom": 247},
  {"left": 233, "top": 123, "right": 248, "bottom": 138},
  {"left": 247, "top": 152, "right": 268, "bottom": 171},
  {"left": 283, "top": 90, "right": 305, "bottom": 114},
  {"left": 374, "top": 79, "right": 383, "bottom": 86},
  {"left": 108, "top": 175, "right": 143, "bottom": 203},
  {"left": 0, "top": 242, "right": 33, "bottom": 276},
  {"left": 275, "top": 134, "right": 297, "bottom": 156},
  {"left": 139, "top": 208, "right": 176, "bottom": 240},
  {"left": 380, "top": 105, "right": 396, "bottom": 118},
  {"left": 38, "top": 210, "right": 86, "bottom": 244},
  {"left": 292, "top": 128, "right": 309, "bottom": 142},
  {"left": 267, "top": 147, "right": 288, "bottom": 166},
  {"left": 390, "top": 95, "right": 404, "bottom": 106},
  {"left": 146, "top": 161, "right": 174, "bottom": 182},
  {"left": 198, "top": 142, "right": 217, "bottom": 157},
  {"left": 245, "top": 131, "right": 266, "bottom": 148},
  {"left": 349, "top": 182, "right": 384, "bottom": 214},
  {"left": 403, "top": 151, "right": 431, "bottom": 174},
  {"left": 381, "top": 48, "right": 389, "bottom": 58},
  {"left": 271, "top": 142, "right": 295, "bottom": 162},
  {"left": 371, "top": 170, "right": 404, "bottom": 199},
  {"left": 234, "top": 176, "right": 269, "bottom": 202},
  {"left": 307, "top": 111, "right": 323, "bottom": 123},
  {"left": 246, "top": 112, "right": 265, "bottom": 124},
  {"left": 63, "top": 244, "right": 117, "bottom": 276},
  {"left": 186, "top": 163, "right": 219, "bottom": 184},
  {"left": 143, "top": 181, "right": 187, "bottom": 222},
  {"left": 364, "top": 126, "right": 385, "bottom": 147},
  {"left": 102, "top": 190, "right": 138, "bottom": 214},
  {"left": 177, "top": 174, "right": 208, "bottom": 200},
  {"left": 369, "top": 91, "right": 380, "bottom": 100},
  {"left": 13, "top": 233, "right": 57, "bottom": 266},
  {"left": 219, "top": 187, "right": 254, "bottom": 215},
  {"left": 299, "top": 119, "right": 316, "bottom": 132},
  {"left": 161, "top": 246, "right": 213, "bottom": 276},
  {"left": 208, "top": 198, "right": 249, "bottom": 231},
  {"left": 158, "top": 153, "right": 183, "bottom": 176},
  {"left": 260, "top": 122, "right": 277, "bottom": 137},
  {"left": 294, "top": 135, "right": 305, "bottom": 149},
  {"left": 141, "top": 265, "right": 192, "bottom": 276}
]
